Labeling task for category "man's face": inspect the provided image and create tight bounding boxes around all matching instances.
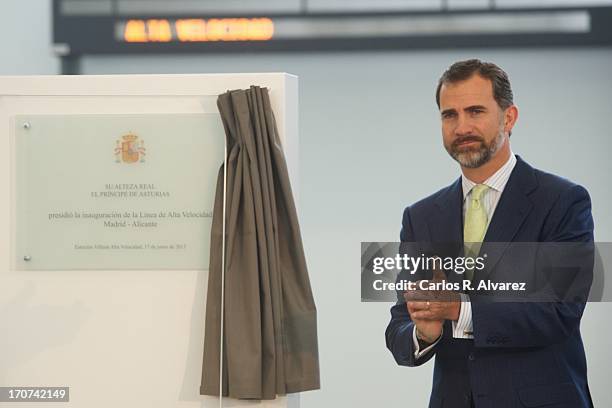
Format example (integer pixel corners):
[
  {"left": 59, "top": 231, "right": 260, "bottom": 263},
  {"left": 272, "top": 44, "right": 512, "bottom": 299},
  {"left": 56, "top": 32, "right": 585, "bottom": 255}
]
[{"left": 439, "top": 74, "right": 507, "bottom": 168}]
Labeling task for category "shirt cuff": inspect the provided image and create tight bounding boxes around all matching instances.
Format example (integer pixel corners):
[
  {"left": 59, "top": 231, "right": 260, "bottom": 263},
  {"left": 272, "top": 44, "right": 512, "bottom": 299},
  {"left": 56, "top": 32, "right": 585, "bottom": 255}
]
[
  {"left": 413, "top": 326, "right": 442, "bottom": 359},
  {"left": 452, "top": 293, "right": 474, "bottom": 339}
]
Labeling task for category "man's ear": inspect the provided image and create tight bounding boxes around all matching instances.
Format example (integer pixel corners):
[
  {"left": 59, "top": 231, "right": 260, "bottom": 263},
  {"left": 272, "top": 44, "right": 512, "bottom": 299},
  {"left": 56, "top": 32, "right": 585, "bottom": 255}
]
[{"left": 504, "top": 105, "right": 519, "bottom": 136}]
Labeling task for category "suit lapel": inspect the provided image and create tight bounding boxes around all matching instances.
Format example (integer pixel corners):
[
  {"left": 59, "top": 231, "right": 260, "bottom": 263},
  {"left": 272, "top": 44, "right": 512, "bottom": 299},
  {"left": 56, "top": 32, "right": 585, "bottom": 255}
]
[
  {"left": 433, "top": 178, "right": 463, "bottom": 243},
  {"left": 476, "top": 156, "right": 537, "bottom": 281},
  {"left": 433, "top": 178, "right": 464, "bottom": 284}
]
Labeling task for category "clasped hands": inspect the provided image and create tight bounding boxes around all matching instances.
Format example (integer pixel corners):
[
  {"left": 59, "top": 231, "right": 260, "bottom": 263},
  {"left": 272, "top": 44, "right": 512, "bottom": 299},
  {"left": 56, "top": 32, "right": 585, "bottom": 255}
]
[{"left": 404, "top": 267, "right": 461, "bottom": 344}]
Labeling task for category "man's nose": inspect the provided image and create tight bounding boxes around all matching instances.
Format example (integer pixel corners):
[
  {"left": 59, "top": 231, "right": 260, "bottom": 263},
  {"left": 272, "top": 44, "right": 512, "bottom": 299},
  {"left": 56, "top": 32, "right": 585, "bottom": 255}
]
[{"left": 454, "top": 115, "right": 473, "bottom": 136}]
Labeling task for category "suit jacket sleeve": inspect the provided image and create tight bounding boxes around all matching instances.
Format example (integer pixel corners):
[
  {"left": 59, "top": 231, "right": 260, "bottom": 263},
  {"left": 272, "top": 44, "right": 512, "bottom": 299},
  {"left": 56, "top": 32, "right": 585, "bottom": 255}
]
[
  {"left": 471, "top": 185, "right": 594, "bottom": 348},
  {"left": 385, "top": 207, "right": 440, "bottom": 366}
]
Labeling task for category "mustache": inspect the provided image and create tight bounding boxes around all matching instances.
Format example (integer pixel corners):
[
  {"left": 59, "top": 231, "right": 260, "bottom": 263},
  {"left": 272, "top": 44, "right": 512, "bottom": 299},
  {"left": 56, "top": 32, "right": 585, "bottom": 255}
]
[{"left": 452, "top": 136, "right": 484, "bottom": 147}]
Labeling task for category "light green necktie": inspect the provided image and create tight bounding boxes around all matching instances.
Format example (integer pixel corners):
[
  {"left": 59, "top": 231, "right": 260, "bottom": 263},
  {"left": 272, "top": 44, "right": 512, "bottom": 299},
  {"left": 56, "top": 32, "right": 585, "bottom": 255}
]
[{"left": 464, "top": 184, "right": 489, "bottom": 281}]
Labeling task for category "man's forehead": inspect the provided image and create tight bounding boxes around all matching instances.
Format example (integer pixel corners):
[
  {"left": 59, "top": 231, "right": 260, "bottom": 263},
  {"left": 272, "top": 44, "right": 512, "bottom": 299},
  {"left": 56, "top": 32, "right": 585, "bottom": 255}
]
[{"left": 439, "top": 75, "right": 495, "bottom": 108}]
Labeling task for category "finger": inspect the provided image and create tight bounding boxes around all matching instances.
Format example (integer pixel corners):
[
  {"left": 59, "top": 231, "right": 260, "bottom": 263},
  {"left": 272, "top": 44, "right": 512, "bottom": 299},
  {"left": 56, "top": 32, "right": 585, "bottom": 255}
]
[
  {"left": 411, "top": 310, "right": 434, "bottom": 320},
  {"left": 408, "top": 303, "right": 431, "bottom": 318},
  {"left": 406, "top": 303, "right": 416, "bottom": 315},
  {"left": 413, "top": 310, "right": 447, "bottom": 320},
  {"left": 432, "top": 267, "right": 446, "bottom": 282},
  {"left": 405, "top": 289, "right": 431, "bottom": 302},
  {"left": 417, "top": 307, "right": 447, "bottom": 320},
  {"left": 407, "top": 301, "right": 429, "bottom": 312}
]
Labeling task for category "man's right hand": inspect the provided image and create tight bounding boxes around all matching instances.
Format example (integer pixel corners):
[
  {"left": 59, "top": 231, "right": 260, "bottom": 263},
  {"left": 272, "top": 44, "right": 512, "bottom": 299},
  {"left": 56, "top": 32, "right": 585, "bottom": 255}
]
[{"left": 406, "top": 300, "right": 443, "bottom": 344}]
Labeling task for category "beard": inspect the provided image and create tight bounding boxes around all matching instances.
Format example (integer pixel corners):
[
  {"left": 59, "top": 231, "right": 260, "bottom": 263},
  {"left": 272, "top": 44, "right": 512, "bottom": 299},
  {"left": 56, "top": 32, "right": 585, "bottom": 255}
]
[{"left": 445, "top": 129, "right": 505, "bottom": 169}]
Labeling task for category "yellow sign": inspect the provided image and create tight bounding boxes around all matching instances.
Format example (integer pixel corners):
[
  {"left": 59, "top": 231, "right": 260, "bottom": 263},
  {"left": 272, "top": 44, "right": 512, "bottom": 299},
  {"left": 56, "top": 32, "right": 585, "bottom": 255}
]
[{"left": 122, "top": 18, "right": 274, "bottom": 43}]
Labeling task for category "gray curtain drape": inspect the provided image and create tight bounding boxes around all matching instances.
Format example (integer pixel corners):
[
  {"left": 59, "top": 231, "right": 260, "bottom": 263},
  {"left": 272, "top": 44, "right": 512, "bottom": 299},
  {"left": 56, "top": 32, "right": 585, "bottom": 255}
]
[{"left": 200, "top": 86, "right": 320, "bottom": 400}]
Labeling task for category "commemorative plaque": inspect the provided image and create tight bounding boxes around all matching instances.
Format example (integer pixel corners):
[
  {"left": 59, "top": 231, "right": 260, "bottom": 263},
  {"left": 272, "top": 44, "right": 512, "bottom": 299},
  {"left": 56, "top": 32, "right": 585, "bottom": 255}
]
[{"left": 14, "top": 113, "right": 225, "bottom": 270}]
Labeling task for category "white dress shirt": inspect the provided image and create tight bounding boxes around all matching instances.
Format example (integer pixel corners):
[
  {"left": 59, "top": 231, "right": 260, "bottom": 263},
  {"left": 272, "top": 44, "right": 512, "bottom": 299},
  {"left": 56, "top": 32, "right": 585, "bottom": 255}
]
[{"left": 413, "top": 152, "right": 517, "bottom": 357}]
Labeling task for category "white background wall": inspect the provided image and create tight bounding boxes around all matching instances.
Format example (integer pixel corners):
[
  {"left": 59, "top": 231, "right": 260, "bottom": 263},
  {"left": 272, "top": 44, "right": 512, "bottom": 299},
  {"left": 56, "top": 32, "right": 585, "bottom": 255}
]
[{"left": 1, "top": 1, "right": 612, "bottom": 407}]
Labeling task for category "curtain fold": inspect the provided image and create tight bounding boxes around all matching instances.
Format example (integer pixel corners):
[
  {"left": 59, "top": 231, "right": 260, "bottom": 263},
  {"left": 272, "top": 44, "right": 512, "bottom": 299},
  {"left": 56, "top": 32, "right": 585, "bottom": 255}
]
[{"left": 201, "top": 86, "right": 320, "bottom": 400}]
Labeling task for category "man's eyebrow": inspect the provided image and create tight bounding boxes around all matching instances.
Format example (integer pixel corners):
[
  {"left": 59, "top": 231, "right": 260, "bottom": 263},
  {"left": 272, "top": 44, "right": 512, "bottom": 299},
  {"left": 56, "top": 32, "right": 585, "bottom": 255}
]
[
  {"left": 440, "top": 108, "right": 457, "bottom": 115},
  {"left": 464, "top": 105, "right": 487, "bottom": 111}
]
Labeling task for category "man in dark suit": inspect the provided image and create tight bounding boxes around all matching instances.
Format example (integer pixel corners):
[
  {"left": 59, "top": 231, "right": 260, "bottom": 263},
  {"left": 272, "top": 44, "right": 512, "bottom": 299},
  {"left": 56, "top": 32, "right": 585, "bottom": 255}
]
[{"left": 385, "top": 59, "right": 594, "bottom": 408}]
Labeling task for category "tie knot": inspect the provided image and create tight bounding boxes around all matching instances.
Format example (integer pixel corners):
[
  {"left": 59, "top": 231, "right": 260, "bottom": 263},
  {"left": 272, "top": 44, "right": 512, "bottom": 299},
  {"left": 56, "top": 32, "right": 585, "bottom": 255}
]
[{"left": 471, "top": 184, "right": 489, "bottom": 201}]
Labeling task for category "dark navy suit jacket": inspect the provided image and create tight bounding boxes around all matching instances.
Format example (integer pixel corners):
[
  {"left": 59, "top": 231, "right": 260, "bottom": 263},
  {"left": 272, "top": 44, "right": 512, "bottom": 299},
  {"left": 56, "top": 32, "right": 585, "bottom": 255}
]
[{"left": 385, "top": 156, "right": 594, "bottom": 408}]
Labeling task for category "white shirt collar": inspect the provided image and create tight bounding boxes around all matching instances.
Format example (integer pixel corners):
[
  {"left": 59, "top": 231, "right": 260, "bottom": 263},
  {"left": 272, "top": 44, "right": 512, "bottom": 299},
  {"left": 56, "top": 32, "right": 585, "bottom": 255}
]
[{"left": 461, "top": 151, "right": 517, "bottom": 200}]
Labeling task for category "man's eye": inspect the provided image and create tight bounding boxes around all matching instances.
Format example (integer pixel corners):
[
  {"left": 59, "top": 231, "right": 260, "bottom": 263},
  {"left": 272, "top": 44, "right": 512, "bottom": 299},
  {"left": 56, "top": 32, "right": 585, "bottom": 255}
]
[
  {"left": 470, "top": 109, "right": 484, "bottom": 114},
  {"left": 442, "top": 112, "right": 456, "bottom": 119}
]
